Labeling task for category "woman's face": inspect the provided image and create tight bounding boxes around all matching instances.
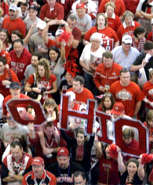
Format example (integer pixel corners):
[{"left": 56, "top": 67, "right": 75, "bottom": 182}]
[
  {"left": 46, "top": 105, "right": 55, "bottom": 114},
  {"left": 148, "top": 120, "right": 153, "bottom": 128},
  {"left": 11, "top": 34, "right": 20, "bottom": 42},
  {"left": 76, "top": 133, "right": 85, "bottom": 146},
  {"left": 124, "top": 15, "right": 133, "bottom": 27},
  {"left": 49, "top": 49, "right": 58, "bottom": 62},
  {"left": 106, "top": 5, "right": 114, "bottom": 17},
  {"left": 103, "top": 97, "right": 112, "bottom": 109},
  {"left": 127, "top": 162, "right": 138, "bottom": 176},
  {"left": 91, "top": 40, "right": 101, "bottom": 50},
  {"left": 0, "top": 31, "right": 7, "bottom": 42},
  {"left": 97, "top": 15, "right": 105, "bottom": 28},
  {"left": 38, "top": 65, "right": 45, "bottom": 77}
]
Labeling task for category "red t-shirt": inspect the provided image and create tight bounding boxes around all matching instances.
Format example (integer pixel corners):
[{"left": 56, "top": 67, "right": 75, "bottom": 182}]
[
  {"left": 94, "top": 62, "right": 122, "bottom": 89},
  {"left": 110, "top": 80, "right": 144, "bottom": 117},
  {"left": 98, "top": 0, "right": 126, "bottom": 17},
  {"left": 107, "top": 15, "right": 122, "bottom": 32},
  {"left": 40, "top": 2, "right": 64, "bottom": 20},
  {"left": 143, "top": 81, "right": 153, "bottom": 109},
  {"left": 0, "top": 68, "right": 19, "bottom": 97},
  {"left": 2, "top": 16, "right": 26, "bottom": 36},
  {"left": 67, "top": 87, "right": 94, "bottom": 104},
  {"left": 2, "top": 93, "right": 30, "bottom": 116},
  {"left": 98, "top": 155, "right": 120, "bottom": 184},
  {"left": 84, "top": 26, "right": 118, "bottom": 50},
  {"left": 117, "top": 21, "right": 140, "bottom": 41},
  {"left": 123, "top": 0, "right": 139, "bottom": 14},
  {"left": 147, "top": 31, "right": 153, "bottom": 41},
  {"left": 9, "top": 48, "right": 32, "bottom": 81},
  {"left": 0, "top": 2, "right": 9, "bottom": 16},
  {"left": 27, "top": 73, "right": 56, "bottom": 99}
]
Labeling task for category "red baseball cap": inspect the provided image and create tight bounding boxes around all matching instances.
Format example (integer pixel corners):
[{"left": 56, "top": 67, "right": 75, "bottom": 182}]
[
  {"left": 32, "top": 157, "right": 44, "bottom": 166},
  {"left": 111, "top": 102, "right": 125, "bottom": 115},
  {"left": 57, "top": 147, "right": 69, "bottom": 157},
  {"left": 76, "top": 3, "right": 85, "bottom": 9}
]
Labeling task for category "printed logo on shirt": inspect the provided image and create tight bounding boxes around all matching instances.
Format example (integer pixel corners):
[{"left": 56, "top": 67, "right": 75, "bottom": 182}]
[{"left": 116, "top": 89, "right": 132, "bottom": 100}]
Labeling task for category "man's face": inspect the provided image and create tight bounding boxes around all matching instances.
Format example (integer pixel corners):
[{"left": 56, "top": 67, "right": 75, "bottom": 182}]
[
  {"left": 29, "top": 9, "right": 37, "bottom": 19},
  {"left": 103, "top": 57, "right": 113, "bottom": 68},
  {"left": 72, "top": 81, "right": 83, "bottom": 93},
  {"left": 120, "top": 72, "right": 130, "bottom": 86},
  {"left": 0, "top": 61, "right": 5, "bottom": 73},
  {"left": 57, "top": 156, "right": 70, "bottom": 169},
  {"left": 32, "top": 165, "right": 44, "bottom": 178},
  {"left": 74, "top": 175, "right": 86, "bottom": 185},
  {"left": 7, "top": 119, "right": 17, "bottom": 129},
  {"left": 106, "top": 5, "right": 114, "bottom": 17},
  {"left": 11, "top": 145, "right": 23, "bottom": 162},
  {"left": 10, "top": 88, "right": 21, "bottom": 98},
  {"left": 47, "top": 0, "right": 56, "bottom": 7},
  {"left": 77, "top": 8, "right": 86, "bottom": 18},
  {"left": 14, "top": 42, "right": 24, "bottom": 57},
  {"left": 67, "top": 18, "right": 76, "bottom": 30},
  {"left": 9, "top": 9, "right": 17, "bottom": 20},
  {"left": 31, "top": 56, "right": 38, "bottom": 67},
  {"left": 122, "top": 42, "right": 131, "bottom": 53}
]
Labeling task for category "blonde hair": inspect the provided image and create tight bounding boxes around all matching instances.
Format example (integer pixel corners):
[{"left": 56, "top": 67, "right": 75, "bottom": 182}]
[
  {"left": 122, "top": 10, "right": 134, "bottom": 22},
  {"left": 105, "top": 1, "right": 115, "bottom": 10}
]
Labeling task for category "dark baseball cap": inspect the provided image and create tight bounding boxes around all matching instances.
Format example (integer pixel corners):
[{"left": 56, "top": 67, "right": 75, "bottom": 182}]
[{"left": 10, "top": 82, "right": 21, "bottom": 89}]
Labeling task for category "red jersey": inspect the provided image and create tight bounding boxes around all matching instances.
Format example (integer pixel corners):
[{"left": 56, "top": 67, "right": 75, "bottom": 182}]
[
  {"left": 117, "top": 21, "right": 140, "bottom": 41},
  {"left": 106, "top": 14, "right": 122, "bottom": 32},
  {"left": 98, "top": 155, "right": 120, "bottom": 184},
  {"left": 2, "top": 16, "right": 26, "bottom": 36},
  {"left": 94, "top": 62, "right": 122, "bottom": 89},
  {"left": 22, "top": 170, "right": 56, "bottom": 185},
  {"left": 0, "top": 68, "right": 19, "bottom": 97},
  {"left": 98, "top": 0, "right": 126, "bottom": 17},
  {"left": 2, "top": 93, "right": 30, "bottom": 116},
  {"left": 84, "top": 26, "right": 119, "bottom": 50},
  {"left": 110, "top": 80, "right": 144, "bottom": 117},
  {"left": 67, "top": 87, "right": 94, "bottom": 104},
  {"left": 143, "top": 81, "right": 153, "bottom": 109},
  {"left": 9, "top": 48, "right": 32, "bottom": 81},
  {"left": 3, "top": 152, "right": 32, "bottom": 175},
  {"left": 40, "top": 2, "right": 64, "bottom": 20}
]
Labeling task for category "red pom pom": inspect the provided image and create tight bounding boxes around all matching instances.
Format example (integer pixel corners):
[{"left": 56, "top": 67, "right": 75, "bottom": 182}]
[
  {"left": 109, "top": 144, "right": 118, "bottom": 159},
  {"left": 58, "top": 31, "right": 71, "bottom": 44},
  {"left": 141, "top": 153, "right": 153, "bottom": 164}
]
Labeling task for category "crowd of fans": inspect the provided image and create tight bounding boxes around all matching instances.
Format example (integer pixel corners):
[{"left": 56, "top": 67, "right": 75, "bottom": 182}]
[{"left": 1, "top": 0, "right": 153, "bottom": 184}]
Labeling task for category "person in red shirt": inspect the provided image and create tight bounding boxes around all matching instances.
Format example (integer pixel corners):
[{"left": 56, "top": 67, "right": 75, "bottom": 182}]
[
  {"left": 117, "top": 10, "right": 140, "bottom": 41},
  {"left": 98, "top": 143, "right": 125, "bottom": 185},
  {"left": 9, "top": 39, "right": 31, "bottom": 82},
  {"left": 98, "top": 0, "right": 126, "bottom": 17},
  {"left": 84, "top": 13, "right": 119, "bottom": 50},
  {"left": 94, "top": 51, "right": 122, "bottom": 93},
  {"left": 40, "top": 0, "right": 64, "bottom": 22},
  {"left": 104, "top": 2, "right": 121, "bottom": 32},
  {"left": 25, "top": 58, "right": 57, "bottom": 103},
  {"left": 22, "top": 156, "right": 56, "bottom": 185},
  {"left": 67, "top": 75, "right": 94, "bottom": 104},
  {"left": 110, "top": 68, "right": 144, "bottom": 118},
  {"left": 1, "top": 140, "right": 32, "bottom": 184},
  {"left": 2, "top": 4, "right": 26, "bottom": 37},
  {"left": 0, "top": 56, "right": 19, "bottom": 98},
  {"left": 0, "top": 0, "right": 9, "bottom": 16},
  {"left": 2, "top": 82, "right": 29, "bottom": 116}
]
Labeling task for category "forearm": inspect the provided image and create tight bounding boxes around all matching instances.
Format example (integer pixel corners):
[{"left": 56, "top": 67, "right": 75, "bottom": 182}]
[
  {"left": 130, "top": 64, "right": 142, "bottom": 72},
  {"left": 134, "top": 101, "right": 142, "bottom": 116},
  {"left": 138, "top": 163, "right": 145, "bottom": 180},
  {"left": 117, "top": 152, "right": 126, "bottom": 174}
]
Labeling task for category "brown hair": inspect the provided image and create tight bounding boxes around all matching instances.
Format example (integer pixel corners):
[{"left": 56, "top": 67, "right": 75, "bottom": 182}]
[
  {"left": 36, "top": 58, "right": 50, "bottom": 81},
  {"left": 122, "top": 128, "right": 135, "bottom": 139}
]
